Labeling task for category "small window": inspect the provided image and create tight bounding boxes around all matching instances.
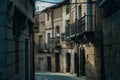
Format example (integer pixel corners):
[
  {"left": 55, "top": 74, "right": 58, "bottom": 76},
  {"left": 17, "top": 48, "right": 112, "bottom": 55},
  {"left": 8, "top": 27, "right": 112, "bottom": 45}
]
[{"left": 47, "top": 33, "right": 50, "bottom": 48}]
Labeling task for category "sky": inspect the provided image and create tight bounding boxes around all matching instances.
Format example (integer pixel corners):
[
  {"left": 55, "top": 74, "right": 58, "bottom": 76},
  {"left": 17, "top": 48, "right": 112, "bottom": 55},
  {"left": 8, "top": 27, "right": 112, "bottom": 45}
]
[{"left": 35, "top": 0, "right": 63, "bottom": 11}]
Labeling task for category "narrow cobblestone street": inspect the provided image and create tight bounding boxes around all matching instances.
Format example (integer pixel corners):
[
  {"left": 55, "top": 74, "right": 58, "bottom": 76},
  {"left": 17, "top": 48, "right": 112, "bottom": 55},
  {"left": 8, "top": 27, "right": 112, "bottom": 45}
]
[{"left": 35, "top": 72, "right": 86, "bottom": 80}]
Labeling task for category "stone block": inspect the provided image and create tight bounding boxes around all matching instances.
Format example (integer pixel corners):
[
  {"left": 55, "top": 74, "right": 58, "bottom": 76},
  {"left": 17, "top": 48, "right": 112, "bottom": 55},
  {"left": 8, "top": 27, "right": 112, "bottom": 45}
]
[{"left": 0, "top": 27, "right": 6, "bottom": 38}]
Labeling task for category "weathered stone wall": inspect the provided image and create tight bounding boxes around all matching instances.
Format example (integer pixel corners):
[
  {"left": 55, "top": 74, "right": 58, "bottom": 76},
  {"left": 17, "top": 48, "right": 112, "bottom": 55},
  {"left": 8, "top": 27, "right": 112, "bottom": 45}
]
[
  {"left": 0, "top": 0, "right": 7, "bottom": 79},
  {"left": 35, "top": 53, "right": 52, "bottom": 72},
  {"left": 0, "top": 0, "right": 34, "bottom": 80},
  {"left": 103, "top": 10, "right": 120, "bottom": 80}
]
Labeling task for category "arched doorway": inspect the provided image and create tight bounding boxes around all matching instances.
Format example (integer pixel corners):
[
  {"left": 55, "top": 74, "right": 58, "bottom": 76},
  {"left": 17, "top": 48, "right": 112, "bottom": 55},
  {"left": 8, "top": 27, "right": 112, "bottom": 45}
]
[{"left": 66, "top": 53, "right": 71, "bottom": 72}]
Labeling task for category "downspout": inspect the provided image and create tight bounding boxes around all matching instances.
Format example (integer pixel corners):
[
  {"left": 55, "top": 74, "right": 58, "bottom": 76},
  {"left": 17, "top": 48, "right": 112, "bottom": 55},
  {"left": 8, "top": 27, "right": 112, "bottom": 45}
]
[
  {"left": 51, "top": 9, "right": 55, "bottom": 72},
  {"left": 51, "top": 10, "right": 54, "bottom": 55},
  {"left": 87, "top": 0, "right": 92, "bottom": 31},
  {"left": 32, "top": 26, "right": 35, "bottom": 80},
  {"left": 33, "top": 3, "right": 35, "bottom": 80}
]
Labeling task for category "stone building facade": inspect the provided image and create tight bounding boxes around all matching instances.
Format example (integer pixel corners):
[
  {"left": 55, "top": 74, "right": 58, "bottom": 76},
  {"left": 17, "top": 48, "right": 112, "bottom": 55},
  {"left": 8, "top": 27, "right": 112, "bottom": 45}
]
[
  {"left": 0, "top": 0, "right": 34, "bottom": 80},
  {"left": 42, "top": 0, "right": 71, "bottom": 73},
  {"left": 65, "top": 0, "right": 104, "bottom": 80},
  {"left": 98, "top": 0, "right": 120, "bottom": 80},
  {"left": 41, "top": 1, "right": 103, "bottom": 79},
  {"left": 34, "top": 0, "right": 120, "bottom": 80},
  {"left": 34, "top": 10, "right": 53, "bottom": 72}
]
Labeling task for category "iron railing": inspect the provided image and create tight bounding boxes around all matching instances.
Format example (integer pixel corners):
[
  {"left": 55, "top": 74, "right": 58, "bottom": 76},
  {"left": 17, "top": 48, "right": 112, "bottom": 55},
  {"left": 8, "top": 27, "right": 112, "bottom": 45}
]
[
  {"left": 36, "top": 43, "right": 44, "bottom": 52},
  {"left": 77, "top": 15, "right": 86, "bottom": 34},
  {"left": 65, "top": 15, "right": 95, "bottom": 38},
  {"left": 71, "top": 23, "right": 76, "bottom": 36},
  {"left": 65, "top": 26, "right": 70, "bottom": 37}
]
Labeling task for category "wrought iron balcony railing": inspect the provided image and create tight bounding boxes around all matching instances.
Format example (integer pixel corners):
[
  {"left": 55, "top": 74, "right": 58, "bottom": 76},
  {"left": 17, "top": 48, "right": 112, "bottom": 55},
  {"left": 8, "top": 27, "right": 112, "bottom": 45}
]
[
  {"left": 65, "top": 26, "right": 70, "bottom": 37},
  {"left": 77, "top": 15, "right": 86, "bottom": 34},
  {"left": 65, "top": 15, "right": 95, "bottom": 38},
  {"left": 71, "top": 23, "right": 76, "bottom": 36},
  {"left": 53, "top": 37, "right": 60, "bottom": 46},
  {"left": 36, "top": 43, "right": 44, "bottom": 52}
]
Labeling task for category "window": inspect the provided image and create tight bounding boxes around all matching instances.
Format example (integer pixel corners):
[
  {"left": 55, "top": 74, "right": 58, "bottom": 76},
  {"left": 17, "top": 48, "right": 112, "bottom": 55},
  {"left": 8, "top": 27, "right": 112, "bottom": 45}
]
[
  {"left": 55, "top": 26, "right": 60, "bottom": 37},
  {"left": 61, "top": 33, "right": 65, "bottom": 41},
  {"left": 47, "top": 33, "right": 50, "bottom": 48},
  {"left": 71, "top": 11, "right": 74, "bottom": 23},
  {"left": 65, "top": 20, "right": 70, "bottom": 37},
  {"left": 47, "top": 13, "right": 49, "bottom": 21},
  {"left": 78, "top": 5, "right": 82, "bottom": 19},
  {"left": 66, "top": 4, "right": 70, "bottom": 14},
  {"left": 55, "top": 26, "right": 60, "bottom": 44},
  {"left": 39, "top": 36, "right": 43, "bottom": 49},
  {"left": 66, "top": 20, "right": 70, "bottom": 27},
  {"left": 13, "top": 14, "right": 21, "bottom": 37}
]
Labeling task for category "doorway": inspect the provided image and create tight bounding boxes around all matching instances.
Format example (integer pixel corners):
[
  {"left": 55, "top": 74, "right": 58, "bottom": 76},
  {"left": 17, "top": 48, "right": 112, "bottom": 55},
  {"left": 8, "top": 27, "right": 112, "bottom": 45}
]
[
  {"left": 66, "top": 53, "right": 71, "bottom": 72},
  {"left": 39, "top": 58, "right": 45, "bottom": 71},
  {"left": 80, "top": 48, "right": 85, "bottom": 76},
  {"left": 55, "top": 53, "right": 60, "bottom": 72},
  {"left": 47, "top": 57, "right": 51, "bottom": 71},
  {"left": 74, "top": 53, "right": 79, "bottom": 76}
]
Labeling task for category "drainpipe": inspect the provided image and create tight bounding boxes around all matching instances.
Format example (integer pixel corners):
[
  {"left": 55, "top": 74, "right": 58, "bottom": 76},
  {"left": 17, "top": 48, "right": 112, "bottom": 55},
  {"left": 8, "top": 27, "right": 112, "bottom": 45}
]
[
  {"left": 51, "top": 9, "right": 55, "bottom": 72},
  {"left": 87, "top": 0, "right": 92, "bottom": 31},
  {"left": 75, "top": 0, "right": 78, "bottom": 35}
]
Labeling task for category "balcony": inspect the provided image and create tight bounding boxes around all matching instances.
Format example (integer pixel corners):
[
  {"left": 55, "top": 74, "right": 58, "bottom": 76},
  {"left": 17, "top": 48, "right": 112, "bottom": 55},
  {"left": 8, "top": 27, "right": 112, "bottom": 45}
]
[
  {"left": 65, "top": 15, "right": 86, "bottom": 39},
  {"left": 54, "top": 37, "right": 60, "bottom": 46},
  {"left": 50, "top": 37, "right": 61, "bottom": 49},
  {"left": 65, "top": 15, "right": 96, "bottom": 42},
  {"left": 36, "top": 43, "right": 44, "bottom": 53},
  {"left": 77, "top": 16, "right": 86, "bottom": 35},
  {"left": 71, "top": 23, "right": 76, "bottom": 36},
  {"left": 65, "top": 26, "right": 70, "bottom": 38}
]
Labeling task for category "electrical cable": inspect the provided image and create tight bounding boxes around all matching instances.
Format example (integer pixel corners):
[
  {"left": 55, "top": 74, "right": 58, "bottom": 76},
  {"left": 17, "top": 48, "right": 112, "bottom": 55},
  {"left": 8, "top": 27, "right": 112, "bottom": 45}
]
[
  {"left": 36, "top": 0, "right": 61, "bottom": 4},
  {"left": 35, "top": 0, "right": 96, "bottom": 4}
]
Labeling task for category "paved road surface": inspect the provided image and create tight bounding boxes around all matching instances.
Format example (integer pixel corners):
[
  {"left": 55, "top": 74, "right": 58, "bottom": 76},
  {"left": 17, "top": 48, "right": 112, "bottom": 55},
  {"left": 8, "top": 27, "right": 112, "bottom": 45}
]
[{"left": 35, "top": 72, "right": 86, "bottom": 80}]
